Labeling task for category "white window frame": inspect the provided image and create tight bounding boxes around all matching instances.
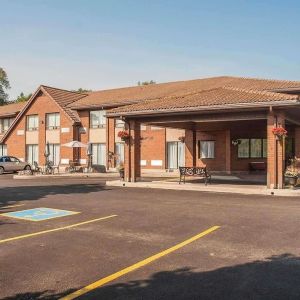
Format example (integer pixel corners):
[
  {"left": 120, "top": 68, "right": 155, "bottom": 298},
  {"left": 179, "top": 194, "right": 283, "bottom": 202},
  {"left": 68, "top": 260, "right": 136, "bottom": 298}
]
[
  {"left": 0, "top": 144, "right": 7, "bottom": 156},
  {"left": 46, "top": 113, "right": 60, "bottom": 130},
  {"left": 26, "top": 144, "right": 39, "bottom": 165},
  {"left": 0, "top": 118, "right": 14, "bottom": 133},
  {"left": 48, "top": 144, "right": 60, "bottom": 166},
  {"left": 199, "top": 141, "right": 215, "bottom": 159},
  {"left": 26, "top": 115, "right": 39, "bottom": 131},
  {"left": 90, "top": 110, "right": 106, "bottom": 128},
  {"left": 115, "top": 119, "right": 125, "bottom": 128},
  {"left": 92, "top": 143, "right": 106, "bottom": 166}
]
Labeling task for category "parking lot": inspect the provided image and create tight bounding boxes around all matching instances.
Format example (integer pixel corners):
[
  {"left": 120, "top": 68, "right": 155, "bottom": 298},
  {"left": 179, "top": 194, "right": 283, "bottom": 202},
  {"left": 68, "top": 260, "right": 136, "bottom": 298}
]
[{"left": 1, "top": 175, "right": 300, "bottom": 300}]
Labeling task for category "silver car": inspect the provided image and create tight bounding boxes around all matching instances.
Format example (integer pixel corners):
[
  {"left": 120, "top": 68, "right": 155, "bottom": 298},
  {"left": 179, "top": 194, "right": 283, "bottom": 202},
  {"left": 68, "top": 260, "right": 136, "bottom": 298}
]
[{"left": 0, "top": 156, "right": 31, "bottom": 174}]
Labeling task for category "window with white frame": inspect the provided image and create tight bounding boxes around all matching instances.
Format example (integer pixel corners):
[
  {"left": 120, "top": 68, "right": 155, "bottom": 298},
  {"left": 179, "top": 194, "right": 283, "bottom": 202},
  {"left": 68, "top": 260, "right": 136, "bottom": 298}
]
[
  {"left": 26, "top": 144, "right": 39, "bottom": 165},
  {"left": 115, "top": 143, "right": 125, "bottom": 165},
  {"left": 48, "top": 144, "right": 60, "bottom": 166},
  {"left": 92, "top": 143, "right": 106, "bottom": 166},
  {"left": 115, "top": 119, "right": 125, "bottom": 128},
  {"left": 0, "top": 144, "right": 7, "bottom": 156},
  {"left": 237, "top": 138, "right": 267, "bottom": 158},
  {"left": 26, "top": 115, "right": 39, "bottom": 131},
  {"left": 0, "top": 118, "right": 14, "bottom": 133},
  {"left": 199, "top": 141, "right": 215, "bottom": 159},
  {"left": 90, "top": 110, "right": 106, "bottom": 128},
  {"left": 46, "top": 113, "right": 60, "bottom": 130}
]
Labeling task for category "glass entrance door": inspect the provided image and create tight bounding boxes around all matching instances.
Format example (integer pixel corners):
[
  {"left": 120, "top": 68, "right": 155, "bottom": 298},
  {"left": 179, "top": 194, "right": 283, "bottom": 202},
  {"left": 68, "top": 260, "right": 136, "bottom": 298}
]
[{"left": 167, "top": 142, "right": 185, "bottom": 169}]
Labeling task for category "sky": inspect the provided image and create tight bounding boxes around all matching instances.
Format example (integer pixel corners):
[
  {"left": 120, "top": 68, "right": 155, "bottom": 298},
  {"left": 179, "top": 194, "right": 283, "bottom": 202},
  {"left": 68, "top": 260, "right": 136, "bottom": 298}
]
[{"left": 1, "top": 0, "right": 300, "bottom": 100}]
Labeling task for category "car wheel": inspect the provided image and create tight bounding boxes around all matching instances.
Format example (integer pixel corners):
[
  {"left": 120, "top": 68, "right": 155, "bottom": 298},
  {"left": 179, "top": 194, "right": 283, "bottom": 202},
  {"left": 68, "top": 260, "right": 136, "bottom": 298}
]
[
  {"left": 0, "top": 167, "right": 4, "bottom": 175},
  {"left": 24, "top": 165, "right": 31, "bottom": 171}
]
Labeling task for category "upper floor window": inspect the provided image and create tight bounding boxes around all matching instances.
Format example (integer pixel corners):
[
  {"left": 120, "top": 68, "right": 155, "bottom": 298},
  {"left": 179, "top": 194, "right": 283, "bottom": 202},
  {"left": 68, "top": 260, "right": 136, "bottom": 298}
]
[
  {"left": 115, "top": 119, "right": 125, "bottom": 128},
  {"left": 46, "top": 113, "right": 60, "bottom": 130},
  {"left": 26, "top": 115, "right": 39, "bottom": 131},
  {"left": 0, "top": 118, "right": 14, "bottom": 133},
  {"left": 90, "top": 110, "right": 106, "bottom": 128}
]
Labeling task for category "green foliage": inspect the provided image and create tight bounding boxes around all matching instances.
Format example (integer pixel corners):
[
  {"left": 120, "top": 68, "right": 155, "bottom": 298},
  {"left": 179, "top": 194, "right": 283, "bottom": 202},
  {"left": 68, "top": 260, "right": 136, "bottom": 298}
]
[
  {"left": 73, "top": 88, "right": 92, "bottom": 93},
  {"left": 0, "top": 68, "right": 10, "bottom": 105},
  {"left": 16, "top": 92, "right": 32, "bottom": 102},
  {"left": 137, "top": 80, "right": 156, "bottom": 86}
]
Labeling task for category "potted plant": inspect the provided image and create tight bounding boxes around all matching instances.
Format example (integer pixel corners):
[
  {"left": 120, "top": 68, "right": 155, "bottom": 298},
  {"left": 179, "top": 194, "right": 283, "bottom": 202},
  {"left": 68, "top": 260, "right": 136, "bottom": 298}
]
[
  {"left": 285, "top": 158, "right": 299, "bottom": 187},
  {"left": 117, "top": 162, "right": 125, "bottom": 180},
  {"left": 118, "top": 130, "right": 130, "bottom": 142},
  {"left": 272, "top": 126, "right": 287, "bottom": 141}
]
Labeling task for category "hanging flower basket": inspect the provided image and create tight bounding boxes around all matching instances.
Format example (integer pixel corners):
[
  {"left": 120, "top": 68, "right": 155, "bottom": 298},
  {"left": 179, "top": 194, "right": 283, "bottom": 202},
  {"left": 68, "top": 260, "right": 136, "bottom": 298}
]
[
  {"left": 118, "top": 130, "right": 130, "bottom": 142},
  {"left": 272, "top": 127, "right": 287, "bottom": 140},
  {"left": 178, "top": 136, "right": 185, "bottom": 143}
]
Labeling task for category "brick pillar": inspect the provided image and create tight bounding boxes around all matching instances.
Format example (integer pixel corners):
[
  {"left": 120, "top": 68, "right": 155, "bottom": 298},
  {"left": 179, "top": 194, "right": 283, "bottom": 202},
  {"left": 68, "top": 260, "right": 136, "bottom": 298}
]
[
  {"left": 185, "top": 129, "right": 196, "bottom": 166},
  {"left": 106, "top": 118, "right": 115, "bottom": 169},
  {"left": 225, "top": 129, "right": 231, "bottom": 174},
  {"left": 295, "top": 127, "right": 300, "bottom": 158},
  {"left": 124, "top": 120, "right": 141, "bottom": 182},
  {"left": 267, "top": 112, "right": 285, "bottom": 189}
]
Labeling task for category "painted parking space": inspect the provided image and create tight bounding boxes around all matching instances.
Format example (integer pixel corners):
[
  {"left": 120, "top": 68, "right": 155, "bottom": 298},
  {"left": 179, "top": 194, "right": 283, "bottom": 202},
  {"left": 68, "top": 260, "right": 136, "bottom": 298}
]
[{"left": 1, "top": 207, "right": 79, "bottom": 221}]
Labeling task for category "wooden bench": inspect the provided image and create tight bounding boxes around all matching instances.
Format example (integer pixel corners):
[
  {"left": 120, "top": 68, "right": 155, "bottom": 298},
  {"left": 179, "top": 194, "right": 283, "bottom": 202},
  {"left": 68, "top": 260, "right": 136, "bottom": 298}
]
[{"left": 179, "top": 167, "right": 211, "bottom": 185}]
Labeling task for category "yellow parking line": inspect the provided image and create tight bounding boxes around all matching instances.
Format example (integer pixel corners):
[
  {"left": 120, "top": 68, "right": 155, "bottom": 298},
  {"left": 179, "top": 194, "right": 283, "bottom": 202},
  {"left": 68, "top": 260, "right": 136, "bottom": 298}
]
[
  {"left": 61, "top": 225, "right": 220, "bottom": 300},
  {"left": 0, "top": 215, "right": 117, "bottom": 244},
  {"left": 1, "top": 204, "right": 25, "bottom": 209}
]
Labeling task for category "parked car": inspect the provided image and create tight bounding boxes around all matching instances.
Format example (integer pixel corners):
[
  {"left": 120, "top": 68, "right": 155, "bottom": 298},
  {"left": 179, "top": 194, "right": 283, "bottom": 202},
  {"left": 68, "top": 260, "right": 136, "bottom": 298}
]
[{"left": 0, "top": 156, "right": 31, "bottom": 174}]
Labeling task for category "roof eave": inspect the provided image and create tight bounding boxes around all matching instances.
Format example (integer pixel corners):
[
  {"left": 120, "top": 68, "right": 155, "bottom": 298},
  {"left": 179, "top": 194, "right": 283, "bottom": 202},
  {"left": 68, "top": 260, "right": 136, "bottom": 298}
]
[{"left": 107, "top": 100, "right": 300, "bottom": 118}]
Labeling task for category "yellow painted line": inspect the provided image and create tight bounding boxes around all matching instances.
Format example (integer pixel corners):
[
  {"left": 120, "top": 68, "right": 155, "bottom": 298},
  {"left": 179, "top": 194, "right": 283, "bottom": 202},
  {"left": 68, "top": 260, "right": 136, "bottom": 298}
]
[
  {"left": 0, "top": 215, "right": 117, "bottom": 244},
  {"left": 1, "top": 204, "right": 25, "bottom": 209},
  {"left": 61, "top": 225, "right": 220, "bottom": 300}
]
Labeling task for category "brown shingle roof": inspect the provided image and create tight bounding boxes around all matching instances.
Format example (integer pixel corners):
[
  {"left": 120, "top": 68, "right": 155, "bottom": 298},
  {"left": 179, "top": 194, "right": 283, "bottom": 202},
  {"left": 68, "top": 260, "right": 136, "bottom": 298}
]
[
  {"left": 42, "top": 86, "right": 87, "bottom": 122},
  {"left": 69, "top": 76, "right": 300, "bottom": 110},
  {"left": 0, "top": 102, "right": 26, "bottom": 117},
  {"left": 107, "top": 87, "right": 299, "bottom": 116}
]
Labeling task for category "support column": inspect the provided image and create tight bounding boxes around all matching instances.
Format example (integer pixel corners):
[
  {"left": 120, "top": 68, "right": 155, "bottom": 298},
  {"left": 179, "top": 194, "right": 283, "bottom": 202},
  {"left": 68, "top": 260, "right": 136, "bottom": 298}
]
[
  {"left": 106, "top": 118, "right": 115, "bottom": 169},
  {"left": 124, "top": 120, "right": 141, "bottom": 182},
  {"left": 295, "top": 127, "right": 300, "bottom": 158},
  {"left": 185, "top": 129, "right": 196, "bottom": 166},
  {"left": 225, "top": 129, "right": 231, "bottom": 174},
  {"left": 267, "top": 112, "right": 285, "bottom": 189}
]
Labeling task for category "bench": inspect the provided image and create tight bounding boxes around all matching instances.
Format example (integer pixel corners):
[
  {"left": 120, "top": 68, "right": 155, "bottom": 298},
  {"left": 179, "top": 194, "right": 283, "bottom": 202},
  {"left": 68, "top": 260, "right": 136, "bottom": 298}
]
[
  {"left": 179, "top": 167, "right": 211, "bottom": 185},
  {"left": 249, "top": 162, "right": 266, "bottom": 172}
]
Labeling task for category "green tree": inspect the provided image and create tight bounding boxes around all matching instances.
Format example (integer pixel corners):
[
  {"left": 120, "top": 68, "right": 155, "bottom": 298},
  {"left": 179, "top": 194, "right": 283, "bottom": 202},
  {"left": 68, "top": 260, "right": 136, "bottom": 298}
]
[
  {"left": 0, "top": 68, "right": 10, "bottom": 105},
  {"left": 15, "top": 92, "right": 32, "bottom": 102},
  {"left": 73, "top": 88, "right": 92, "bottom": 93},
  {"left": 137, "top": 80, "right": 156, "bottom": 86}
]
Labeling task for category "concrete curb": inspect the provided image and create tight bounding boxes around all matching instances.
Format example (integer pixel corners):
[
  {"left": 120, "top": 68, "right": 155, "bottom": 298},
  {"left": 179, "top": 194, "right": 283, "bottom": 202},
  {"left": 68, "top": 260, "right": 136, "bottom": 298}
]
[
  {"left": 106, "top": 180, "right": 300, "bottom": 197},
  {"left": 13, "top": 173, "right": 119, "bottom": 180}
]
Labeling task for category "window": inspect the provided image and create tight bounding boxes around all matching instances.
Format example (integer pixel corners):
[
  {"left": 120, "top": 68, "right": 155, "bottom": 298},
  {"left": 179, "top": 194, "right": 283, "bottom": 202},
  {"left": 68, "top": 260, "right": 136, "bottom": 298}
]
[
  {"left": 10, "top": 157, "right": 20, "bottom": 163},
  {"left": 46, "top": 113, "right": 60, "bottom": 130},
  {"left": 199, "top": 141, "right": 215, "bottom": 159},
  {"left": 26, "top": 115, "right": 39, "bottom": 131},
  {"left": 90, "top": 111, "right": 106, "bottom": 128},
  {"left": 26, "top": 144, "right": 39, "bottom": 165},
  {"left": 48, "top": 144, "right": 60, "bottom": 166},
  {"left": 115, "top": 119, "right": 125, "bottom": 128},
  {"left": 92, "top": 143, "right": 106, "bottom": 166},
  {"left": 0, "top": 118, "right": 14, "bottom": 133},
  {"left": 237, "top": 138, "right": 267, "bottom": 158},
  {"left": 115, "top": 143, "right": 125, "bottom": 165},
  {"left": 0, "top": 144, "right": 7, "bottom": 156},
  {"left": 167, "top": 142, "right": 185, "bottom": 169}
]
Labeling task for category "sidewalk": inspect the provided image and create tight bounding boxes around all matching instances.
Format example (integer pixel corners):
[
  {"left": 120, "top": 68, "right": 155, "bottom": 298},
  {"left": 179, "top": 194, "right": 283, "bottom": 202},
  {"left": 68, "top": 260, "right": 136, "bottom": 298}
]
[{"left": 106, "top": 179, "right": 300, "bottom": 197}]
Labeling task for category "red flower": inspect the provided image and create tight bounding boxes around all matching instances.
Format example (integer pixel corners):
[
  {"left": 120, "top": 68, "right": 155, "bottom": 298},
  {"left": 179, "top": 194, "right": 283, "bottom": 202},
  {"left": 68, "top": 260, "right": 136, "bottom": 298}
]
[
  {"left": 118, "top": 130, "right": 129, "bottom": 140},
  {"left": 272, "top": 127, "right": 287, "bottom": 137}
]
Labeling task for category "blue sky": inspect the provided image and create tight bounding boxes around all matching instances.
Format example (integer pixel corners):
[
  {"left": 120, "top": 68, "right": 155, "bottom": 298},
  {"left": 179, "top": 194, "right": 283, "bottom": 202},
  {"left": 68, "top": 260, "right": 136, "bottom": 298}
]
[{"left": 1, "top": 0, "right": 300, "bottom": 99}]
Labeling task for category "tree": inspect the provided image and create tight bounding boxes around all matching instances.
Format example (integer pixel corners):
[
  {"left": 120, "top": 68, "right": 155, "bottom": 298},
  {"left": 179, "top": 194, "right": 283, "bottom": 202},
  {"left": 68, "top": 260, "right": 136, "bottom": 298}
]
[
  {"left": 73, "top": 88, "right": 92, "bottom": 93},
  {"left": 0, "top": 68, "right": 10, "bottom": 105},
  {"left": 15, "top": 92, "right": 32, "bottom": 102},
  {"left": 137, "top": 80, "right": 156, "bottom": 86}
]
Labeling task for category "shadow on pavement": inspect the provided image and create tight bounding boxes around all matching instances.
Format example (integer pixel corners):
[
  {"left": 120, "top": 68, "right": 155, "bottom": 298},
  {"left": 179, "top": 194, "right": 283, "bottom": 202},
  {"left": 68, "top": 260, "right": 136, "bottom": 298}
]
[
  {"left": 81, "top": 253, "right": 300, "bottom": 300},
  {"left": 0, "top": 183, "right": 108, "bottom": 208},
  {"left": 3, "top": 254, "right": 300, "bottom": 299}
]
